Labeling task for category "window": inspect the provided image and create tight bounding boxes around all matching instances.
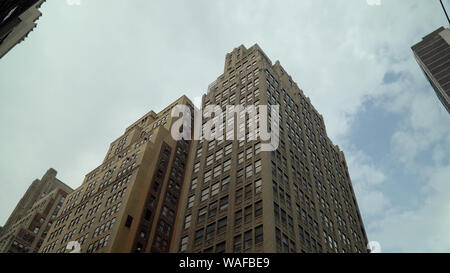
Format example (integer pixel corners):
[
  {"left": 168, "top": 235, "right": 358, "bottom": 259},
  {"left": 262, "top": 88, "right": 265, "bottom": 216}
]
[
  {"left": 206, "top": 154, "right": 214, "bottom": 166},
  {"left": 246, "top": 164, "right": 253, "bottom": 178},
  {"left": 208, "top": 141, "right": 215, "bottom": 151},
  {"left": 245, "top": 184, "right": 253, "bottom": 200},
  {"left": 205, "top": 201, "right": 217, "bottom": 219},
  {"left": 281, "top": 209, "right": 287, "bottom": 226},
  {"left": 191, "top": 178, "right": 198, "bottom": 191},
  {"left": 220, "top": 196, "right": 229, "bottom": 211},
  {"left": 125, "top": 215, "right": 133, "bottom": 228},
  {"left": 211, "top": 182, "right": 220, "bottom": 196},
  {"left": 236, "top": 169, "right": 244, "bottom": 184},
  {"left": 274, "top": 203, "right": 280, "bottom": 221},
  {"left": 276, "top": 228, "right": 281, "bottom": 248},
  {"left": 244, "top": 205, "right": 252, "bottom": 223},
  {"left": 201, "top": 188, "right": 209, "bottom": 201},
  {"left": 235, "top": 188, "right": 243, "bottom": 204},
  {"left": 255, "top": 160, "right": 262, "bottom": 173},
  {"left": 184, "top": 215, "right": 192, "bottom": 229},
  {"left": 224, "top": 143, "right": 233, "bottom": 155},
  {"left": 214, "top": 165, "right": 222, "bottom": 178},
  {"left": 255, "top": 225, "right": 263, "bottom": 244},
  {"left": 196, "top": 147, "right": 203, "bottom": 158},
  {"left": 255, "top": 179, "right": 262, "bottom": 194},
  {"left": 223, "top": 159, "right": 231, "bottom": 172},
  {"left": 282, "top": 234, "right": 289, "bottom": 252},
  {"left": 198, "top": 207, "right": 207, "bottom": 223},
  {"left": 246, "top": 147, "right": 253, "bottom": 159},
  {"left": 215, "top": 242, "right": 226, "bottom": 253},
  {"left": 233, "top": 235, "right": 242, "bottom": 253},
  {"left": 235, "top": 210, "right": 242, "bottom": 226},
  {"left": 221, "top": 176, "right": 230, "bottom": 191},
  {"left": 255, "top": 201, "right": 262, "bottom": 218},
  {"left": 217, "top": 217, "right": 227, "bottom": 234},
  {"left": 187, "top": 195, "right": 195, "bottom": 208},
  {"left": 289, "top": 240, "right": 296, "bottom": 253},
  {"left": 195, "top": 228, "right": 204, "bottom": 246},
  {"left": 194, "top": 162, "right": 200, "bottom": 173},
  {"left": 244, "top": 230, "right": 253, "bottom": 249},
  {"left": 206, "top": 223, "right": 215, "bottom": 241},
  {"left": 204, "top": 170, "right": 212, "bottom": 184},
  {"left": 288, "top": 216, "right": 294, "bottom": 232},
  {"left": 180, "top": 236, "right": 188, "bottom": 252},
  {"left": 238, "top": 152, "right": 244, "bottom": 164}
]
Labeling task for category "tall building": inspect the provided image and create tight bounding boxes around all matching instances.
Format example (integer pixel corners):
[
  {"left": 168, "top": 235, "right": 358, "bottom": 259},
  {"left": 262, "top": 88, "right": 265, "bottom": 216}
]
[
  {"left": 0, "top": 0, "right": 45, "bottom": 59},
  {"left": 412, "top": 27, "right": 450, "bottom": 114},
  {"left": 171, "top": 44, "right": 368, "bottom": 253},
  {"left": 0, "top": 168, "right": 72, "bottom": 253},
  {"left": 39, "top": 96, "right": 194, "bottom": 253}
]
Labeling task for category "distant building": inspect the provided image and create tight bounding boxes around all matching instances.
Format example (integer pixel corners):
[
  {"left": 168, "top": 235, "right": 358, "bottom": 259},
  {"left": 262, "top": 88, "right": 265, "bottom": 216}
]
[
  {"left": 40, "top": 96, "right": 194, "bottom": 253},
  {"left": 0, "top": 0, "right": 45, "bottom": 59},
  {"left": 412, "top": 27, "right": 450, "bottom": 114},
  {"left": 0, "top": 169, "right": 72, "bottom": 253}
]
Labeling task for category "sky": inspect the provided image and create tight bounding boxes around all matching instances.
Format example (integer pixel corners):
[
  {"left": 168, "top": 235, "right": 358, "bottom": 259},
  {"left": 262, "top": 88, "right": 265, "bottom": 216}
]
[{"left": 0, "top": 0, "right": 449, "bottom": 253}]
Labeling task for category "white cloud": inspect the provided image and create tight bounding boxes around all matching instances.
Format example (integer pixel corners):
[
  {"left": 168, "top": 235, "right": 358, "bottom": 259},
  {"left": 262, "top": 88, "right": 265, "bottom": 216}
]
[
  {"left": 368, "top": 165, "right": 450, "bottom": 252},
  {"left": 367, "top": 0, "right": 381, "bottom": 6},
  {"left": 346, "top": 149, "right": 390, "bottom": 216},
  {"left": 357, "top": 47, "right": 450, "bottom": 252}
]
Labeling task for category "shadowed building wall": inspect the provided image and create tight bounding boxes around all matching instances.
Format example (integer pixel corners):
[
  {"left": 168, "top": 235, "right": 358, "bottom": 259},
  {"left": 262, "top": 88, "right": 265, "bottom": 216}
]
[
  {"left": 39, "top": 96, "right": 194, "bottom": 253},
  {"left": 0, "top": 169, "right": 72, "bottom": 253}
]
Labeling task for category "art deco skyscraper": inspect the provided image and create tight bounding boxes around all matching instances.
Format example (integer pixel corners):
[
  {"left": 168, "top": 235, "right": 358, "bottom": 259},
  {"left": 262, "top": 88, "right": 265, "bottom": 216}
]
[
  {"left": 0, "top": 0, "right": 45, "bottom": 59},
  {"left": 0, "top": 168, "right": 73, "bottom": 253},
  {"left": 39, "top": 96, "right": 194, "bottom": 253},
  {"left": 412, "top": 27, "right": 450, "bottom": 114},
  {"left": 171, "top": 45, "right": 368, "bottom": 253}
]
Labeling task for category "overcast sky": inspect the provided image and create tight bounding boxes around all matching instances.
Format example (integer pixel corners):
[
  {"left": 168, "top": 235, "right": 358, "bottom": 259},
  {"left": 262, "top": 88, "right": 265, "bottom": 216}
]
[{"left": 1, "top": 0, "right": 449, "bottom": 252}]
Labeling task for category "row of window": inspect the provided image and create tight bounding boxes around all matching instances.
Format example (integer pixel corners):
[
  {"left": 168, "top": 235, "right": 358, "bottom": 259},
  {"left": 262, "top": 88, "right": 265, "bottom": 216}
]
[{"left": 86, "top": 234, "right": 110, "bottom": 253}]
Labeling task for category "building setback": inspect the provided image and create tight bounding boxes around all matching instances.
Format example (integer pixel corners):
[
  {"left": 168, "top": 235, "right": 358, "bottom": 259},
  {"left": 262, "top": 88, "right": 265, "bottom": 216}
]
[
  {"left": 412, "top": 27, "right": 450, "bottom": 114},
  {"left": 0, "top": 168, "right": 73, "bottom": 253},
  {"left": 0, "top": 0, "right": 45, "bottom": 59},
  {"left": 39, "top": 96, "right": 194, "bottom": 253},
  {"left": 171, "top": 44, "right": 368, "bottom": 253}
]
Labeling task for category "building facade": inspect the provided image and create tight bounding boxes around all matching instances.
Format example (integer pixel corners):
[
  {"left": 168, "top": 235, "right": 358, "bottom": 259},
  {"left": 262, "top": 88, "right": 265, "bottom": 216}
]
[
  {"left": 171, "top": 44, "right": 368, "bottom": 253},
  {"left": 0, "top": 168, "right": 72, "bottom": 253},
  {"left": 412, "top": 27, "right": 450, "bottom": 114},
  {"left": 39, "top": 96, "right": 194, "bottom": 253},
  {"left": 0, "top": 0, "right": 45, "bottom": 59}
]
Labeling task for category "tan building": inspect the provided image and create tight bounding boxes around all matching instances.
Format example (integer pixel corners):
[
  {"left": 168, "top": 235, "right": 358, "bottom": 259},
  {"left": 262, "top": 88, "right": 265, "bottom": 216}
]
[
  {"left": 171, "top": 44, "right": 368, "bottom": 253},
  {"left": 0, "top": 168, "right": 73, "bottom": 253},
  {"left": 0, "top": 0, "right": 45, "bottom": 59},
  {"left": 412, "top": 27, "right": 450, "bottom": 114},
  {"left": 39, "top": 96, "right": 194, "bottom": 253}
]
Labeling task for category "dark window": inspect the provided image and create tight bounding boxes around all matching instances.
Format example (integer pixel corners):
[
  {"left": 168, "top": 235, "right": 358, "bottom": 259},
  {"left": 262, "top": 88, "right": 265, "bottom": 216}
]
[
  {"left": 145, "top": 209, "right": 152, "bottom": 221},
  {"left": 244, "top": 205, "right": 252, "bottom": 223},
  {"left": 255, "top": 201, "right": 262, "bottom": 218},
  {"left": 215, "top": 242, "right": 226, "bottom": 253},
  {"left": 233, "top": 235, "right": 242, "bottom": 253},
  {"left": 255, "top": 225, "right": 263, "bottom": 244},
  {"left": 125, "top": 215, "right": 133, "bottom": 227},
  {"left": 244, "top": 230, "right": 253, "bottom": 249}
]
